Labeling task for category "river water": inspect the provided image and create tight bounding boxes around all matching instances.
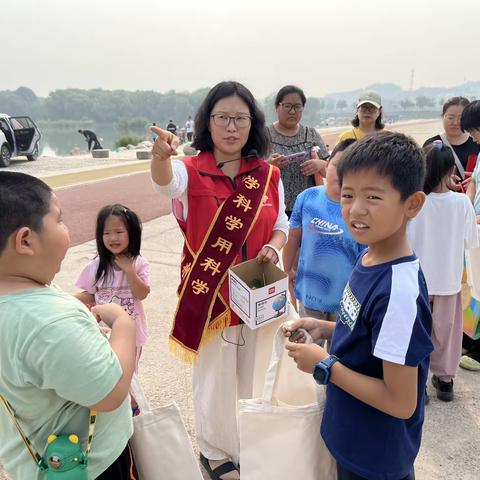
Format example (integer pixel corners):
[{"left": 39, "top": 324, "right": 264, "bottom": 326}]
[{"left": 37, "top": 124, "right": 150, "bottom": 156}]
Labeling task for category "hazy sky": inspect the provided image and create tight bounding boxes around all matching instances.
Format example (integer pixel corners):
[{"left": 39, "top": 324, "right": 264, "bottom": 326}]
[{"left": 4, "top": 0, "right": 478, "bottom": 98}]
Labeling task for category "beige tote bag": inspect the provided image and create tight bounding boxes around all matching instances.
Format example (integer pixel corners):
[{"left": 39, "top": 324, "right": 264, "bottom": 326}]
[
  {"left": 239, "top": 327, "right": 337, "bottom": 480},
  {"left": 251, "top": 305, "right": 321, "bottom": 406},
  {"left": 129, "top": 375, "right": 203, "bottom": 480}
]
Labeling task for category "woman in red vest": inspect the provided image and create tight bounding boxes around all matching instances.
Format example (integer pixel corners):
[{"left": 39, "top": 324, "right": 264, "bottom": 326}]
[{"left": 150, "top": 81, "right": 288, "bottom": 480}]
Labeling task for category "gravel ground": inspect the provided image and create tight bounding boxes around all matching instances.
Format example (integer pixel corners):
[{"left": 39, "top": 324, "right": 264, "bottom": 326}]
[
  {"left": 2, "top": 149, "right": 145, "bottom": 177},
  {"left": 2, "top": 214, "right": 480, "bottom": 479}
]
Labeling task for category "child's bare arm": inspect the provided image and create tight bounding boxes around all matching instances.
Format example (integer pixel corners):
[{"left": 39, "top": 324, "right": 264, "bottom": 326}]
[
  {"left": 74, "top": 291, "right": 95, "bottom": 305},
  {"left": 115, "top": 255, "right": 150, "bottom": 300},
  {"left": 88, "top": 304, "right": 136, "bottom": 412},
  {"left": 467, "top": 176, "right": 476, "bottom": 204},
  {"left": 124, "top": 269, "right": 150, "bottom": 300},
  {"left": 282, "top": 228, "right": 302, "bottom": 273},
  {"left": 286, "top": 343, "right": 418, "bottom": 419}
]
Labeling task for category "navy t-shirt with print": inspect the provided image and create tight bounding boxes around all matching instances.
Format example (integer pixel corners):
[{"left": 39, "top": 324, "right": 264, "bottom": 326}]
[{"left": 321, "top": 252, "right": 433, "bottom": 480}]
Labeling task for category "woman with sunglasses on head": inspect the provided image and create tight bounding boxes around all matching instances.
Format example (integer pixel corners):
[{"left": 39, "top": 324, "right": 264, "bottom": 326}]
[
  {"left": 337, "top": 90, "right": 385, "bottom": 144},
  {"left": 424, "top": 97, "right": 480, "bottom": 192},
  {"left": 267, "top": 85, "right": 329, "bottom": 218},
  {"left": 150, "top": 81, "right": 288, "bottom": 480}
]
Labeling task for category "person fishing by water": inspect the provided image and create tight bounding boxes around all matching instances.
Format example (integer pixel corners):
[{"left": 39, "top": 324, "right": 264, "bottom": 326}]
[{"left": 78, "top": 129, "right": 103, "bottom": 151}]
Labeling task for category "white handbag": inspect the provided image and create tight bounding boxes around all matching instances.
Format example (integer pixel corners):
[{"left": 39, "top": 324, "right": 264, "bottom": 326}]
[
  {"left": 129, "top": 375, "right": 203, "bottom": 480},
  {"left": 239, "top": 327, "right": 337, "bottom": 480}
]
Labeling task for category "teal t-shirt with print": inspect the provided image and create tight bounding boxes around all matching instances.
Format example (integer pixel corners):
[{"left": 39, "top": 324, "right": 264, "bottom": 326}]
[{"left": 0, "top": 286, "right": 133, "bottom": 480}]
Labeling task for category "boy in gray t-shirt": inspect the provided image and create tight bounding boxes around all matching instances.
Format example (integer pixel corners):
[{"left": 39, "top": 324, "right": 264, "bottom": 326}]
[{"left": 0, "top": 172, "right": 137, "bottom": 479}]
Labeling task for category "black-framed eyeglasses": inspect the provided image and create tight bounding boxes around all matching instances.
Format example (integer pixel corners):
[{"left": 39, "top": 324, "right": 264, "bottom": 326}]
[
  {"left": 279, "top": 103, "right": 304, "bottom": 113},
  {"left": 210, "top": 114, "right": 252, "bottom": 128}
]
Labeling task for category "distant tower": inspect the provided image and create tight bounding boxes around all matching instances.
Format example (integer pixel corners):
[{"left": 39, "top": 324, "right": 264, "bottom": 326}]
[{"left": 410, "top": 68, "right": 415, "bottom": 91}]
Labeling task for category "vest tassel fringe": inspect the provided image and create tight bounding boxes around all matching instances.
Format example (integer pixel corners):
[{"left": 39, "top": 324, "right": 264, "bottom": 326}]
[{"left": 168, "top": 310, "right": 232, "bottom": 364}]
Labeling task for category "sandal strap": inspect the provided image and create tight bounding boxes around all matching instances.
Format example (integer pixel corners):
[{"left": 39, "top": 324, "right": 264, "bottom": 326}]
[
  {"left": 200, "top": 454, "right": 238, "bottom": 480},
  {"left": 212, "top": 461, "right": 238, "bottom": 477}
]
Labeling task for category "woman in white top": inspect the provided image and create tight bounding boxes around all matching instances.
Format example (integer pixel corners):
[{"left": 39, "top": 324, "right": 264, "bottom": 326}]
[{"left": 150, "top": 81, "right": 288, "bottom": 480}]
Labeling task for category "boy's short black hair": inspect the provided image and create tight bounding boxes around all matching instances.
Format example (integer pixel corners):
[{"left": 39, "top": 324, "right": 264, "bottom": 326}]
[
  {"left": 0, "top": 172, "right": 52, "bottom": 254},
  {"left": 461, "top": 100, "right": 480, "bottom": 133},
  {"left": 329, "top": 138, "right": 356, "bottom": 161},
  {"left": 337, "top": 132, "right": 425, "bottom": 201}
]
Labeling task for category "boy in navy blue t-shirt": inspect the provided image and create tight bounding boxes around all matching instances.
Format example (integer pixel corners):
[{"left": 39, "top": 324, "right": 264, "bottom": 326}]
[{"left": 284, "top": 132, "right": 434, "bottom": 480}]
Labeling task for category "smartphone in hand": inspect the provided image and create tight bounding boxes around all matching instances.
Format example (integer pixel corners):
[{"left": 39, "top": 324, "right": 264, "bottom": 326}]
[{"left": 285, "top": 151, "right": 309, "bottom": 164}]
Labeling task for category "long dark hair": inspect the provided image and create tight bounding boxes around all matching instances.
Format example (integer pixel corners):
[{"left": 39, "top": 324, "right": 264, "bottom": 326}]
[
  {"left": 460, "top": 99, "right": 480, "bottom": 132},
  {"left": 95, "top": 204, "right": 142, "bottom": 284},
  {"left": 423, "top": 143, "right": 455, "bottom": 195},
  {"left": 191, "top": 81, "right": 269, "bottom": 158}
]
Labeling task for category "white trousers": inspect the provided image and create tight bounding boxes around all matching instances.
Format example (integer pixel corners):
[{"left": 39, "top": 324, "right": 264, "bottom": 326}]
[{"left": 192, "top": 321, "right": 282, "bottom": 465}]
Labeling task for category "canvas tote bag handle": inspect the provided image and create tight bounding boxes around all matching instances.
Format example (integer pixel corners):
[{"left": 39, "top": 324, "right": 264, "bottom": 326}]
[
  {"left": 261, "top": 327, "right": 286, "bottom": 402},
  {"left": 262, "top": 325, "right": 313, "bottom": 402}
]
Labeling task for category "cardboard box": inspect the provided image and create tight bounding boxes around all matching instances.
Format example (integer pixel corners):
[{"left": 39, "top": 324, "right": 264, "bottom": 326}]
[{"left": 228, "top": 259, "right": 288, "bottom": 329}]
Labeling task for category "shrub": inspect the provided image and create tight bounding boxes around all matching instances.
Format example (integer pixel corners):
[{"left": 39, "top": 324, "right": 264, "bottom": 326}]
[{"left": 114, "top": 135, "right": 145, "bottom": 148}]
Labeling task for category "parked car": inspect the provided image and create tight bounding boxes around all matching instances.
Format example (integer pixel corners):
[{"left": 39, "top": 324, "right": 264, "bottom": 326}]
[{"left": 0, "top": 113, "right": 41, "bottom": 167}]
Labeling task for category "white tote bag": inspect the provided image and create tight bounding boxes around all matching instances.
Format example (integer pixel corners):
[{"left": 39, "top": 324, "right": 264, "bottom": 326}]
[
  {"left": 129, "top": 375, "right": 203, "bottom": 480},
  {"left": 239, "top": 327, "right": 337, "bottom": 480},
  {"left": 251, "top": 304, "right": 321, "bottom": 406}
]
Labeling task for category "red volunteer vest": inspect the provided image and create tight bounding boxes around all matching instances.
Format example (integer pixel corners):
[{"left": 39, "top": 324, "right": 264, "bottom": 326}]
[{"left": 170, "top": 151, "right": 280, "bottom": 362}]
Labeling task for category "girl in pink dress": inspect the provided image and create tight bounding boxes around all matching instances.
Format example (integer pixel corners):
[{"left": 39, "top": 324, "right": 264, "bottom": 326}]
[{"left": 75, "top": 204, "right": 151, "bottom": 370}]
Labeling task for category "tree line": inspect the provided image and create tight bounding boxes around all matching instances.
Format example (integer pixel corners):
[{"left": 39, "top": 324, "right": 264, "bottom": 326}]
[{"left": 0, "top": 86, "right": 470, "bottom": 130}]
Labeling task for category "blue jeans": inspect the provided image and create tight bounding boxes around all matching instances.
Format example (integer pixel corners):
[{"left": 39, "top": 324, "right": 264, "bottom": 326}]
[{"left": 337, "top": 463, "right": 415, "bottom": 480}]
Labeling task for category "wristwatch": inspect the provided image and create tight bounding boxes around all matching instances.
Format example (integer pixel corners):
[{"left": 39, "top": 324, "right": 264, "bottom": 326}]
[{"left": 313, "top": 355, "right": 339, "bottom": 385}]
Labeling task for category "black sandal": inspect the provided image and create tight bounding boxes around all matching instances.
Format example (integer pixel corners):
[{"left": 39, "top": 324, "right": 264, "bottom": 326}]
[{"left": 200, "top": 453, "right": 239, "bottom": 480}]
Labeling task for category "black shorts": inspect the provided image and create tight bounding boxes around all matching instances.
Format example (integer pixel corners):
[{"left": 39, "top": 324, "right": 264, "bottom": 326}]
[{"left": 96, "top": 443, "right": 138, "bottom": 480}]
